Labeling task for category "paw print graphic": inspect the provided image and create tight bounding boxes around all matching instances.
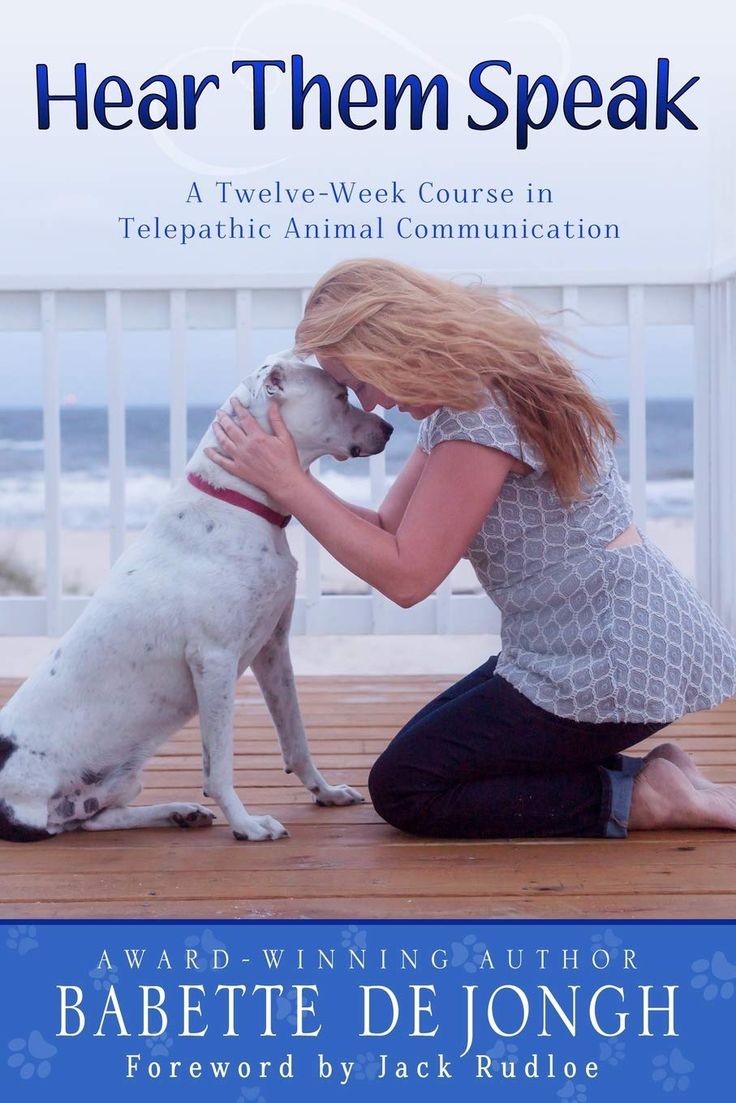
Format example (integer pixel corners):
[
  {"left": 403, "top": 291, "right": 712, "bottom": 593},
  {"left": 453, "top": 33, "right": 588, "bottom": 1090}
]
[
  {"left": 7, "top": 1031, "right": 57, "bottom": 1079},
  {"left": 652, "top": 1048, "right": 694, "bottom": 1092},
  {"left": 275, "top": 987, "right": 298, "bottom": 1026},
  {"left": 354, "top": 1052, "right": 382, "bottom": 1081},
  {"left": 6, "top": 925, "right": 39, "bottom": 956},
  {"left": 89, "top": 961, "right": 118, "bottom": 991},
  {"left": 184, "top": 928, "right": 228, "bottom": 971},
  {"left": 691, "top": 952, "right": 736, "bottom": 1000},
  {"left": 557, "top": 1081, "right": 588, "bottom": 1102},
  {"left": 341, "top": 925, "right": 368, "bottom": 951},
  {"left": 146, "top": 1034, "right": 174, "bottom": 1059},
  {"left": 598, "top": 1038, "right": 626, "bottom": 1066},
  {"left": 237, "top": 1087, "right": 267, "bottom": 1103},
  {"left": 590, "top": 928, "right": 623, "bottom": 960},
  {"left": 484, "top": 1040, "right": 519, "bottom": 1064},
  {"left": 450, "top": 934, "right": 488, "bottom": 972}
]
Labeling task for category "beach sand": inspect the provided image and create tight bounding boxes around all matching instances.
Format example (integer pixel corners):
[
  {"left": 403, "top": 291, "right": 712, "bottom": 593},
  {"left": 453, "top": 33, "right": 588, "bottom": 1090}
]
[
  {"left": 0, "top": 517, "right": 695, "bottom": 597},
  {"left": 0, "top": 518, "right": 695, "bottom": 677}
]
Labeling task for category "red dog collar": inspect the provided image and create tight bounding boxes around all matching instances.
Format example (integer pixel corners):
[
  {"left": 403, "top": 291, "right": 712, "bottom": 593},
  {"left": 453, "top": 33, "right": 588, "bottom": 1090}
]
[{"left": 187, "top": 472, "right": 291, "bottom": 528}]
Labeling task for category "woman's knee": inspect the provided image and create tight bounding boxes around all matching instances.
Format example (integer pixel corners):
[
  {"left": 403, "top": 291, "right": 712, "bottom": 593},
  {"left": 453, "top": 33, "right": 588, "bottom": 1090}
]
[
  {"left": 367, "top": 748, "right": 399, "bottom": 821},
  {"left": 368, "top": 746, "right": 433, "bottom": 833}
]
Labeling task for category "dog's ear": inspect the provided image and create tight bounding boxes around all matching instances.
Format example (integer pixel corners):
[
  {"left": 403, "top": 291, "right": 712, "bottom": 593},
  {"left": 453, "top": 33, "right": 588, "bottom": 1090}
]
[{"left": 264, "top": 365, "right": 286, "bottom": 398}]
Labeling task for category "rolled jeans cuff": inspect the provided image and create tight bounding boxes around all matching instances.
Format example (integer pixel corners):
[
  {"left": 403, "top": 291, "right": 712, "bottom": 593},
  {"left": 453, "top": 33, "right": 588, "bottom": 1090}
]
[{"left": 597, "top": 754, "right": 646, "bottom": 838}]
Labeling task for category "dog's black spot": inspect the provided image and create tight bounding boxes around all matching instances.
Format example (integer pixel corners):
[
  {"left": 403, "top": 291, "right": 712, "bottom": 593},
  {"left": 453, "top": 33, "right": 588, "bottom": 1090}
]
[
  {"left": 127, "top": 569, "right": 136, "bottom": 575},
  {"left": 144, "top": 643, "right": 154, "bottom": 653},
  {"left": 202, "top": 746, "right": 210, "bottom": 778},
  {"left": 83, "top": 797, "right": 99, "bottom": 814},
  {"left": 310, "top": 785, "right": 320, "bottom": 794},
  {"left": 0, "top": 735, "right": 16, "bottom": 772},
  {"left": 55, "top": 797, "right": 76, "bottom": 819},
  {"left": 29, "top": 749, "right": 47, "bottom": 758},
  {"left": 177, "top": 512, "right": 185, "bottom": 520},
  {"left": 81, "top": 767, "right": 108, "bottom": 786},
  {"left": 260, "top": 544, "right": 268, "bottom": 554},
  {"left": 0, "top": 799, "right": 51, "bottom": 843},
  {"left": 54, "top": 648, "right": 62, "bottom": 660},
  {"left": 50, "top": 668, "right": 56, "bottom": 676},
  {"left": 206, "top": 522, "right": 215, "bottom": 533}
]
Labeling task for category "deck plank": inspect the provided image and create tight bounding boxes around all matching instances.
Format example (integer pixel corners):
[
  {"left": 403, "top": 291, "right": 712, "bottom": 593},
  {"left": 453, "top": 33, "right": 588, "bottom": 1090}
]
[{"left": 0, "top": 676, "right": 735, "bottom": 920}]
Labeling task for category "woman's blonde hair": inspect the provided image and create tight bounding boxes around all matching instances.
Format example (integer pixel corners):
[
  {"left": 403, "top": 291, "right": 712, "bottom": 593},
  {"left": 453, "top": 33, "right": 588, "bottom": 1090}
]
[{"left": 294, "top": 258, "right": 617, "bottom": 503}]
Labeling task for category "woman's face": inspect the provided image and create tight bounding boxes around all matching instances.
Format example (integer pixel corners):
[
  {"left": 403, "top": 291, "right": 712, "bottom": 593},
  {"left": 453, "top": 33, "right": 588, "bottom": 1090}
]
[{"left": 316, "top": 355, "right": 438, "bottom": 420}]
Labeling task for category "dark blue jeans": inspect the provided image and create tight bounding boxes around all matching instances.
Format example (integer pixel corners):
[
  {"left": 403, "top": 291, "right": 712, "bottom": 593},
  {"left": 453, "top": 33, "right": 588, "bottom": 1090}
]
[{"left": 368, "top": 656, "right": 667, "bottom": 839}]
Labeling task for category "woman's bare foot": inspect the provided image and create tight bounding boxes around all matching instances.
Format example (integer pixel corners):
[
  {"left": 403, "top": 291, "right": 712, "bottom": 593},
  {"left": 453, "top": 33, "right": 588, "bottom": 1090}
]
[
  {"left": 629, "top": 757, "right": 736, "bottom": 831},
  {"left": 644, "top": 741, "right": 716, "bottom": 790}
]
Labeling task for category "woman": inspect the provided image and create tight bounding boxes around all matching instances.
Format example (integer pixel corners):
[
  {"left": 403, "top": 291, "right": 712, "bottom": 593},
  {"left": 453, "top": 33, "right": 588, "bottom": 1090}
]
[{"left": 207, "top": 258, "right": 736, "bottom": 840}]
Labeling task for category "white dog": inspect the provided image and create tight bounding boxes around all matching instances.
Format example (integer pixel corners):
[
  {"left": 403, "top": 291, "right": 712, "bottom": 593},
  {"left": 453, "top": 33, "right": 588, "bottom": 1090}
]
[{"left": 0, "top": 357, "right": 392, "bottom": 842}]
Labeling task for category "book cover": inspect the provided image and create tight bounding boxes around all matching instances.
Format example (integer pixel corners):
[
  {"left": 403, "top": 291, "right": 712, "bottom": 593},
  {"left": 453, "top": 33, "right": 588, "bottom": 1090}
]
[{"left": 1, "top": 1, "right": 735, "bottom": 1099}]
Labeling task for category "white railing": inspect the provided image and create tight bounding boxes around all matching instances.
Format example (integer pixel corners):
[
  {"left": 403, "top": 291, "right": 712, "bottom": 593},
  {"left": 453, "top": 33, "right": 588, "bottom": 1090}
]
[
  {"left": 698, "top": 265, "right": 736, "bottom": 633},
  {"left": 1, "top": 266, "right": 735, "bottom": 637}
]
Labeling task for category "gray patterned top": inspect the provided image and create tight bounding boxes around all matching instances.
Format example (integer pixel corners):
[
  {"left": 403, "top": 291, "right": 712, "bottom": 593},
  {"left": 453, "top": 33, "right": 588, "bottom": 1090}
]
[{"left": 417, "top": 398, "right": 736, "bottom": 723}]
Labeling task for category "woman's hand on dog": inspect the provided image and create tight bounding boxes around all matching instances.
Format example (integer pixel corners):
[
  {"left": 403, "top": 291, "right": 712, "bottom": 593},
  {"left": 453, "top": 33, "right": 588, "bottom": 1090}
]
[{"left": 206, "top": 397, "right": 305, "bottom": 509}]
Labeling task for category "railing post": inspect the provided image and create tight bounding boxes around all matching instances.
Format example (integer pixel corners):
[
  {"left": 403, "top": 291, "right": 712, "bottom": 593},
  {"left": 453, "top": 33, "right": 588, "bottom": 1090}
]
[
  {"left": 41, "top": 291, "right": 62, "bottom": 636},
  {"left": 169, "top": 290, "right": 188, "bottom": 481},
  {"left": 703, "top": 276, "right": 736, "bottom": 633},
  {"left": 717, "top": 278, "right": 736, "bottom": 631},
  {"left": 106, "top": 290, "right": 126, "bottom": 564},
  {"left": 369, "top": 412, "right": 393, "bottom": 633},
  {"left": 693, "top": 284, "right": 714, "bottom": 604},
  {"left": 300, "top": 288, "right": 322, "bottom": 635},
  {"left": 235, "top": 289, "right": 251, "bottom": 384},
  {"left": 627, "top": 285, "right": 647, "bottom": 532}
]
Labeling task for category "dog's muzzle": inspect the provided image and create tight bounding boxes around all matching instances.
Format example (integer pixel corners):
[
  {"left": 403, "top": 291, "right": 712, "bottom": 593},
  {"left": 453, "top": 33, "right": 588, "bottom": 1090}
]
[{"left": 349, "top": 420, "right": 393, "bottom": 458}]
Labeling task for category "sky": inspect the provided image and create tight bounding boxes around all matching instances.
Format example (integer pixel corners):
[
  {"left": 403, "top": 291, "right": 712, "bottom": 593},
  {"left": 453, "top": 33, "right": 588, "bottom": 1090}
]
[
  {"left": 0, "top": 322, "right": 694, "bottom": 408},
  {"left": 1, "top": 1, "right": 730, "bottom": 407},
  {"left": 3, "top": 1, "right": 734, "bottom": 279}
]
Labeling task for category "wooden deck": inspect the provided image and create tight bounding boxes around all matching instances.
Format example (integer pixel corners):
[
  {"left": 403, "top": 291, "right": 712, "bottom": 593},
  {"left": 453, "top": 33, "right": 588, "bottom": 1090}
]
[{"left": 1, "top": 675, "right": 735, "bottom": 921}]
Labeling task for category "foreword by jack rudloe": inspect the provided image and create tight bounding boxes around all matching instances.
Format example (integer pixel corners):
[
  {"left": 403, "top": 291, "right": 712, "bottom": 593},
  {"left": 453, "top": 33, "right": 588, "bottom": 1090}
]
[{"left": 34, "top": 57, "right": 699, "bottom": 149}]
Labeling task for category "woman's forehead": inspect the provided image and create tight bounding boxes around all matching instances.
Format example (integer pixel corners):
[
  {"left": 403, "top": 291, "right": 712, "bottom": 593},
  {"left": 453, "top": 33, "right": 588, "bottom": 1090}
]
[{"left": 318, "top": 356, "right": 359, "bottom": 386}]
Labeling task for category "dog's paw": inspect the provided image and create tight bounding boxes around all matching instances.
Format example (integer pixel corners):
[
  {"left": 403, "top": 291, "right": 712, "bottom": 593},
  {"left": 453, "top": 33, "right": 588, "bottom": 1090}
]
[
  {"left": 232, "top": 814, "right": 289, "bottom": 842},
  {"left": 170, "top": 804, "right": 216, "bottom": 829},
  {"left": 313, "top": 783, "right": 365, "bottom": 806}
]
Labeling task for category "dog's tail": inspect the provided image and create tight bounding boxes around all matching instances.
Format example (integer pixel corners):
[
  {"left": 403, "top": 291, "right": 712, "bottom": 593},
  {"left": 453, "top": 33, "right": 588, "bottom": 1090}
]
[
  {"left": 0, "top": 733, "right": 52, "bottom": 842},
  {"left": 0, "top": 799, "right": 52, "bottom": 842}
]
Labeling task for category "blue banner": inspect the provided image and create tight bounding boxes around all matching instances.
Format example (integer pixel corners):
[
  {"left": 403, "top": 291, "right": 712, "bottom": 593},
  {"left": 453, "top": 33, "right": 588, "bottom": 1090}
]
[{"left": 2, "top": 920, "right": 735, "bottom": 1100}]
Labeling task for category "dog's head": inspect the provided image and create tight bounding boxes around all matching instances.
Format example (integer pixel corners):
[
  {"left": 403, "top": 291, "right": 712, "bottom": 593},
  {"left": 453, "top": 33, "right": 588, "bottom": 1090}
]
[{"left": 237, "top": 354, "right": 393, "bottom": 467}]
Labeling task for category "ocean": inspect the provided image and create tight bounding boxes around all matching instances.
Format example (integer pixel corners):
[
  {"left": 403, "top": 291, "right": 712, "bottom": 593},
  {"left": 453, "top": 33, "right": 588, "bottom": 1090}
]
[{"left": 0, "top": 399, "right": 694, "bottom": 530}]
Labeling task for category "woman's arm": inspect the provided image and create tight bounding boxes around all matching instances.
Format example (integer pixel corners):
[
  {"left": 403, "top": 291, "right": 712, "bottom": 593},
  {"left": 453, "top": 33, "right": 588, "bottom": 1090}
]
[
  {"left": 312, "top": 447, "right": 426, "bottom": 533},
  {"left": 373, "top": 446, "right": 428, "bottom": 534},
  {"left": 209, "top": 401, "right": 512, "bottom": 607},
  {"left": 289, "top": 441, "right": 510, "bottom": 606}
]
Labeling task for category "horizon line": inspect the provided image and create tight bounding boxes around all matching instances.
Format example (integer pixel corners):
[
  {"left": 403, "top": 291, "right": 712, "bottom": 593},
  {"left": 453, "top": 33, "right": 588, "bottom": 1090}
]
[{"left": 0, "top": 396, "right": 695, "bottom": 411}]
